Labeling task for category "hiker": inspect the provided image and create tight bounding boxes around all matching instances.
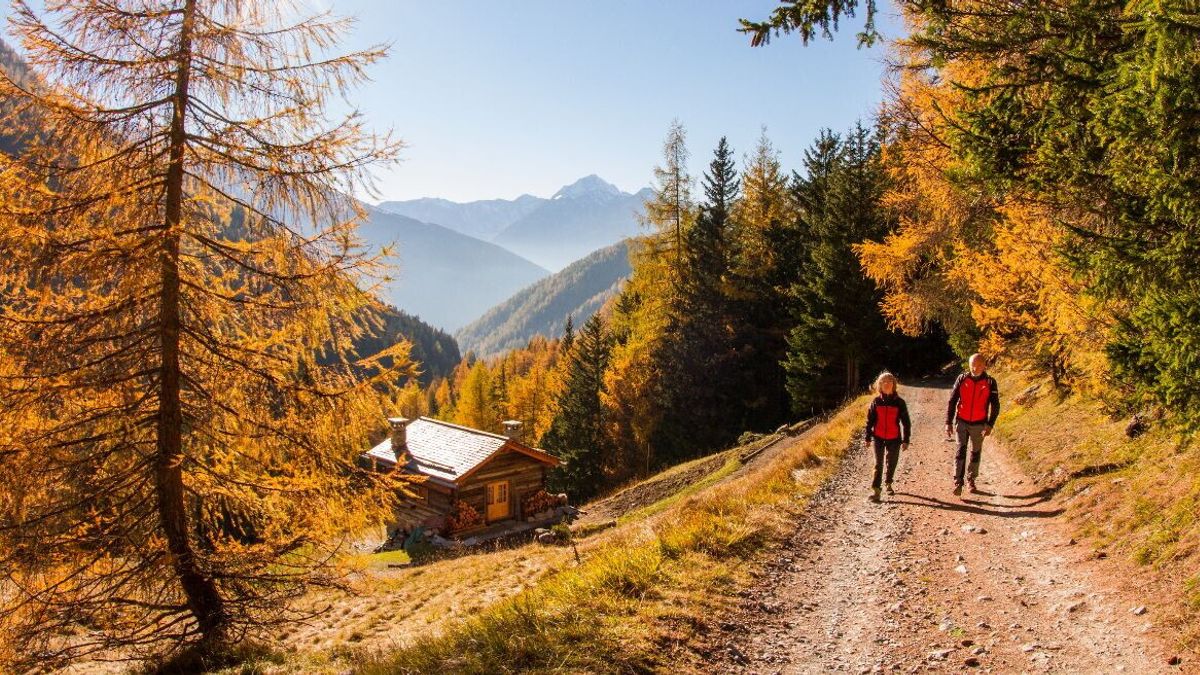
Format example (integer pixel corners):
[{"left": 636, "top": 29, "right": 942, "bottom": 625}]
[
  {"left": 945, "top": 353, "right": 1000, "bottom": 496},
  {"left": 864, "top": 371, "right": 911, "bottom": 502}
]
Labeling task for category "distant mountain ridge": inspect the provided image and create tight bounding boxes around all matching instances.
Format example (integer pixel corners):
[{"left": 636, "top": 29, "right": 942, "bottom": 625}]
[
  {"left": 375, "top": 194, "right": 542, "bottom": 241},
  {"left": 455, "top": 240, "right": 632, "bottom": 358},
  {"left": 357, "top": 207, "right": 549, "bottom": 333},
  {"left": 378, "top": 175, "right": 652, "bottom": 272}
]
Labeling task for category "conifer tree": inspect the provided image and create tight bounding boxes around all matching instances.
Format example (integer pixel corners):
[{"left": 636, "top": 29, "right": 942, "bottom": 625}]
[
  {"left": 643, "top": 120, "right": 694, "bottom": 267},
  {"left": 543, "top": 315, "right": 612, "bottom": 501},
  {"left": 0, "top": 0, "right": 404, "bottom": 665},
  {"left": 560, "top": 314, "right": 575, "bottom": 355},
  {"left": 784, "top": 125, "right": 893, "bottom": 412},
  {"left": 651, "top": 137, "right": 742, "bottom": 461},
  {"left": 726, "top": 130, "right": 797, "bottom": 429},
  {"left": 603, "top": 123, "right": 695, "bottom": 475}
]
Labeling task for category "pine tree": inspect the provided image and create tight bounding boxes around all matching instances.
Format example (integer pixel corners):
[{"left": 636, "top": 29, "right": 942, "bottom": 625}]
[
  {"left": 0, "top": 0, "right": 403, "bottom": 664},
  {"left": 560, "top": 314, "right": 575, "bottom": 355},
  {"left": 784, "top": 123, "right": 948, "bottom": 413},
  {"left": 543, "top": 315, "right": 612, "bottom": 501},
  {"left": 650, "top": 137, "right": 742, "bottom": 462}
]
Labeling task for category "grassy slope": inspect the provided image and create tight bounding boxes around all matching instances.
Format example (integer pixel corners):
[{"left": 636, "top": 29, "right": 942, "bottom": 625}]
[
  {"left": 211, "top": 398, "right": 864, "bottom": 674},
  {"left": 352, "top": 398, "right": 867, "bottom": 674},
  {"left": 994, "top": 372, "right": 1200, "bottom": 651}
]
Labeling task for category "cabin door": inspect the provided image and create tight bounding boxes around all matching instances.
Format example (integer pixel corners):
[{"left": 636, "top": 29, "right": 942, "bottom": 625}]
[{"left": 486, "top": 480, "right": 510, "bottom": 522}]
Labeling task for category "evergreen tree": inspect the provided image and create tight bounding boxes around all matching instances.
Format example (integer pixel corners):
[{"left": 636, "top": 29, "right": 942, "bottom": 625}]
[
  {"left": 783, "top": 123, "right": 949, "bottom": 413},
  {"left": 543, "top": 315, "right": 612, "bottom": 501},
  {"left": 650, "top": 138, "right": 742, "bottom": 462},
  {"left": 726, "top": 130, "right": 798, "bottom": 430},
  {"left": 560, "top": 314, "right": 575, "bottom": 355}
]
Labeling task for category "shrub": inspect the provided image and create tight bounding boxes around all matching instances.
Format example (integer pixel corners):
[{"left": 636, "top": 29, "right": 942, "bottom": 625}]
[{"left": 549, "top": 522, "right": 573, "bottom": 543}]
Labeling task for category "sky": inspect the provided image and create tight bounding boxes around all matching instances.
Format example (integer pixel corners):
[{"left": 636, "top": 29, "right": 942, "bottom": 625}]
[
  {"left": 318, "top": 1, "right": 902, "bottom": 203},
  {"left": 1, "top": 1, "right": 902, "bottom": 204}
]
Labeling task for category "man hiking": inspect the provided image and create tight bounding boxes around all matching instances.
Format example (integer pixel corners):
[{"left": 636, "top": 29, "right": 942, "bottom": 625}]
[{"left": 945, "top": 353, "right": 1000, "bottom": 496}]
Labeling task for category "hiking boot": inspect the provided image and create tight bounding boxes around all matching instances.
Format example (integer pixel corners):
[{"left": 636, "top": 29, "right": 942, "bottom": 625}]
[
  {"left": 953, "top": 482, "right": 963, "bottom": 496},
  {"left": 968, "top": 479, "right": 978, "bottom": 493},
  {"left": 870, "top": 487, "right": 881, "bottom": 502},
  {"left": 885, "top": 483, "right": 895, "bottom": 496}
]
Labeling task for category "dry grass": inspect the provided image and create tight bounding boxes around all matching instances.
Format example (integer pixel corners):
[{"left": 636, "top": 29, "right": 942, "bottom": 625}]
[
  {"left": 199, "top": 399, "right": 865, "bottom": 674},
  {"left": 343, "top": 398, "right": 867, "bottom": 674},
  {"left": 994, "top": 372, "right": 1200, "bottom": 652}
]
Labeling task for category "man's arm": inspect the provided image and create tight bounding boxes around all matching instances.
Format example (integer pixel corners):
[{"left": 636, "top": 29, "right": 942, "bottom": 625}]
[
  {"left": 946, "top": 374, "right": 964, "bottom": 426},
  {"left": 900, "top": 399, "right": 912, "bottom": 444}
]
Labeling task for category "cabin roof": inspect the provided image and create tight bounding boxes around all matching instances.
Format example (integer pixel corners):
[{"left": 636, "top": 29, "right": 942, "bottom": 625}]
[{"left": 364, "top": 417, "right": 558, "bottom": 486}]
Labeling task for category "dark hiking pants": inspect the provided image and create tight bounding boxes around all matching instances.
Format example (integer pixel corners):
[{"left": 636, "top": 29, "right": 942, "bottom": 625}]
[
  {"left": 872, "top": 438, "right": 902, "bottom": 489},
  {"left": 955, "top": 420, "right": 986, "bottom": 484}
]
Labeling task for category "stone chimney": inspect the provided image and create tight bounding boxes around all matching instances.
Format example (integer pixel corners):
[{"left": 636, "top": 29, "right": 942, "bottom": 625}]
[
  {"left": 388, "top": 417, "right": 411, "bottom": 455},
  {"left": 502, "top": 420, "right": 523, "bottom": 442}
]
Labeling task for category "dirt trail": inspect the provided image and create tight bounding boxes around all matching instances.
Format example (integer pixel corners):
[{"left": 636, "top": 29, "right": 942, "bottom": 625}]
[{"left": 715, "top": 382, "right": 1187, "bottom": 674}]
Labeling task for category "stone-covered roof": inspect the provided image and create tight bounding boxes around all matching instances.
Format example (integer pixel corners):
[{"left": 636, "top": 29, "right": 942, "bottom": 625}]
[{"left": 363, "top": 417, "right": 557, "bottom": 487}]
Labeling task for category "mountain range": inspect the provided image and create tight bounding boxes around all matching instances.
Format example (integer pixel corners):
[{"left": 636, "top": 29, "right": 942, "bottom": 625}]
[
  {"left": 378, "top": 175, "right": 652, "bottom": 272},
  {"left": 357, "top": 207, "right": 549, "bottom": 333},
  {"left": 455, "top": 240, "right": 632, "bottom": 358}
]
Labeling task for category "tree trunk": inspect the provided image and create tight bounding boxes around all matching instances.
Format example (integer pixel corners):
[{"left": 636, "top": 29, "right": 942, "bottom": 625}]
[{"left": 154, "top": 0, "right": 228, "bottom": 647}]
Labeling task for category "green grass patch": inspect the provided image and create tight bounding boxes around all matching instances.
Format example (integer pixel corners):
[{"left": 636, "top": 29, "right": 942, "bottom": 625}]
[
  {"left": 345, "top": 548, "right": 411, "bottom": 572},
  {"left": 618, "top": 455, "right": 743, "bottom": 525}
]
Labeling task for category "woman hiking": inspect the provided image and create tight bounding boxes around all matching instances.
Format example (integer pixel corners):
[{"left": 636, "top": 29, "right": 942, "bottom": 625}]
[
  {"left": 864, "top": 371, "right": 911, "bottom": 503},
  {"left": 945, "top": 353, "right": 1001, "bottom": 496}
]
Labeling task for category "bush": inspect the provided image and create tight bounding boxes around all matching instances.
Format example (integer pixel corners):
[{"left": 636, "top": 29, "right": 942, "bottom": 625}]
[{"left": 550, "top": 522, "right": 573, "bottom": 543}]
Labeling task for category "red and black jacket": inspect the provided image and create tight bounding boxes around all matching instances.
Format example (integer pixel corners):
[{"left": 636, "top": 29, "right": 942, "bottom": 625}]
[
  {"left": 946, "top": 372, "right": 1000, "bottom": 426},
  {"left": 865, "top": 393, "right": 911, "bottom": 443}
]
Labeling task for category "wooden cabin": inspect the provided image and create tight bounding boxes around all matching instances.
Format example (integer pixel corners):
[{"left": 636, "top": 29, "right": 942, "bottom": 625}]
[{"left": 362, "top": 417, "right": 561, "bottom": 536}]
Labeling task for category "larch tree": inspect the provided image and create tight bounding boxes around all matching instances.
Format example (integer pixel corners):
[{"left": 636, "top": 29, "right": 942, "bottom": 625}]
[
  {"left": 0, "top": 0, "right": 407, "bottom": 666},
  {"left": 604, "top": 122, "right": 694, "bottom": 475},
  {"left": 726, "top": 129, "right": 796, "bottom": 429}
]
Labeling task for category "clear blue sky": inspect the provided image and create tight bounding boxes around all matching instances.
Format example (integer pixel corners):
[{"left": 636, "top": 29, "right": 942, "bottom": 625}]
[
  {"left": 3, "top": 1, "right": 900, "bottom": 203},
  {"left": 319, "top": 1, "right": 900, "bottom": 203}
]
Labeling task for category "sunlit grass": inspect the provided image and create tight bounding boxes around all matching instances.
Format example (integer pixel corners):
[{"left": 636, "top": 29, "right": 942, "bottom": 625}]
[
  {"left": 995, "top": 371, "right": 1200, "bottom": 649},
  {"left": 353, "top": 396, "right": 867, "bottom": 674}
]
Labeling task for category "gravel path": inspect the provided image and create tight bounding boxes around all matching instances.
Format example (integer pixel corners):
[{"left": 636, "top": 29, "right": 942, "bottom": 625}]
[{"left": 714, "top": 382, "right": 1187, "bottom": 674}]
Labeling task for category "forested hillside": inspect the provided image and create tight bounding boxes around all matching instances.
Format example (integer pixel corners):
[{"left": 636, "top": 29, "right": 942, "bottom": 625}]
[
  {"left": 456, "top": 240, "right": 631, "bottom": 358},
  {"left": 353, "top": 305, "right": 461, "bottom": 385}
]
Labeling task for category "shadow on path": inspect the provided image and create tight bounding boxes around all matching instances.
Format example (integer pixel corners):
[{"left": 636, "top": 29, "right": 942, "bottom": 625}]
[
  {"left": 889, "top": 492, "right": 1064, "bottom": 519},
  {"left": 966, "top": 488, "right": 1056, "bottom": 507}
]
